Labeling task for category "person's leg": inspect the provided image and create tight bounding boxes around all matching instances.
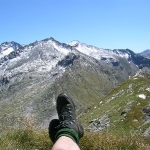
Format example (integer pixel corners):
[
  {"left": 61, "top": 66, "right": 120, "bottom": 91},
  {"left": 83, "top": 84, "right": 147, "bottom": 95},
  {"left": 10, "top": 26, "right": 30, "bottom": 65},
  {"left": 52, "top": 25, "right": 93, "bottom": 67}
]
[
  {"left": 49, "top": 93, "right": 84, "bottom": 150},
  {"left": 52, "top": 136, "right": 80, "bottom": 150}
]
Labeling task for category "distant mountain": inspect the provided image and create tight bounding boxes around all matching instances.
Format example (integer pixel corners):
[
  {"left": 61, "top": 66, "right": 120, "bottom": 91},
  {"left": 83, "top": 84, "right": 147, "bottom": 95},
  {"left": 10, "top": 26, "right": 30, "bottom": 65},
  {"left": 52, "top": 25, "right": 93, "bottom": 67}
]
[
  {"left": 0, "top": 37, "right": 150, "bottom": 130},
  {"left": 138, "top": 49, "right": 150, "bottom": 59},
  {"left": 69, "top": 40, "right": 150, "bottom": 69}
]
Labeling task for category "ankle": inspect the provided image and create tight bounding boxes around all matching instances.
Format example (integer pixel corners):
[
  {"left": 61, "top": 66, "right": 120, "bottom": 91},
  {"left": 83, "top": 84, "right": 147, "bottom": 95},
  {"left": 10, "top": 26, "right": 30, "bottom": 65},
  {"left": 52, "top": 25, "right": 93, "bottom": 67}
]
[{"left": 55, "top": 128, "right": 79, "bottom": 144}]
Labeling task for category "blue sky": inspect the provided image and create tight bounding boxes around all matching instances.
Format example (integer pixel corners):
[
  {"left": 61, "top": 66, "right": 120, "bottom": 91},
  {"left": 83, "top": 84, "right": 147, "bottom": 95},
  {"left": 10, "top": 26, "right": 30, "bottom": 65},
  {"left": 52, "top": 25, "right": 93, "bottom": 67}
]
[{"left": 0, "top": 0, "right": 149, "bottom": 53}]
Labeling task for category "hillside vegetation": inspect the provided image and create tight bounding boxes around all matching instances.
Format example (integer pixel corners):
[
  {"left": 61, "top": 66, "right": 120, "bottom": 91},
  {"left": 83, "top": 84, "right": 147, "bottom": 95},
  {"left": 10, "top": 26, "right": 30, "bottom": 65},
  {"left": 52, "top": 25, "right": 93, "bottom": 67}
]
[
  {"left": 1, "top": 128, "right": 149, "bottom": 150},
  {"left": 0, "top": 71, "right": 150, "bottom": 150},
  {"left": 79, "top": 71, "right": 150, "bottom": 146}
]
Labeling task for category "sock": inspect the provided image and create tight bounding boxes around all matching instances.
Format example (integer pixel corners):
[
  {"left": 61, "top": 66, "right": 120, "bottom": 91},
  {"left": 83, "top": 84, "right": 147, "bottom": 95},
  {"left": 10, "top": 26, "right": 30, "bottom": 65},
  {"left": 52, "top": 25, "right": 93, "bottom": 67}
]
[{"left": 55, "top": 128, "right": 79, "bottom": 144}]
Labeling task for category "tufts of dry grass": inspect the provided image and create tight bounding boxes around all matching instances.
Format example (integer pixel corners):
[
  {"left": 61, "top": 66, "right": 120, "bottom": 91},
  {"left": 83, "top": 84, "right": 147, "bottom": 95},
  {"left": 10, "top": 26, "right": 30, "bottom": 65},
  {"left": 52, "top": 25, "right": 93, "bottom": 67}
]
[
  {"left": 1, "top": 130, "right": 150, "bottom": 150},
  {"left": 0, "top": 116, "right": 149, "bottom": 150},
  {"left": 0, "top": 128, "right": 53, "bottom": 150},
  {"left": 79, "top": 131, "right": 150, "bottom": 150},
  {"left": 0, "top": 116, "right": 53, "bottom": 150}
]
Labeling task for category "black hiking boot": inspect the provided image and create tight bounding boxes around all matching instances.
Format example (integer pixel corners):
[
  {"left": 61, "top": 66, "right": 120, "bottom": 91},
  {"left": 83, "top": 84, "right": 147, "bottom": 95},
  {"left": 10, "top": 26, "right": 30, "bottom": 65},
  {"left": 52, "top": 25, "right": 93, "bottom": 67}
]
[
  {"left": 48, "top": 119, "right": 60, "bottom": 143},
  {"left": 56, "top": 93, "right": 84, "bottom": 139}
]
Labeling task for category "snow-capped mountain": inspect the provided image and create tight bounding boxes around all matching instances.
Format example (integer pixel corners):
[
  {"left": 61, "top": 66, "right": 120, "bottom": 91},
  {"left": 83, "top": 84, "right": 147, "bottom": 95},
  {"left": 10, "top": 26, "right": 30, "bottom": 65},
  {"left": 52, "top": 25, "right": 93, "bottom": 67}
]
[
  {"left": 0, "top": 38, "right": 73, "bottom": 79},
  {"left": 0, "top": 38, "right": 150, "bottom": 79},
  {"left": 0, "top": 37, "right": 150, "bottom": 129},
  {"left": 69, "top": 40, "right": 150, "bottom": 69}
]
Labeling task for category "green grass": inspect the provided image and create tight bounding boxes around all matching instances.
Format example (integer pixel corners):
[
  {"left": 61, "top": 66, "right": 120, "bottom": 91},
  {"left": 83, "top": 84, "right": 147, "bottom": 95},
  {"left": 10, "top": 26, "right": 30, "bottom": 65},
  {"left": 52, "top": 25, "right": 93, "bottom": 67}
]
[
  {"left": 80, "top": 131, "right": 150, "bottom": 150},
  {"left": 79, "top": 74, "right": 150, "bottom": 144},
  {"left": 0, "top": 129, "right": 149, "bottom": 150},
  {"left": 0, "top": 128, "right": 52, "bottom": 150}
]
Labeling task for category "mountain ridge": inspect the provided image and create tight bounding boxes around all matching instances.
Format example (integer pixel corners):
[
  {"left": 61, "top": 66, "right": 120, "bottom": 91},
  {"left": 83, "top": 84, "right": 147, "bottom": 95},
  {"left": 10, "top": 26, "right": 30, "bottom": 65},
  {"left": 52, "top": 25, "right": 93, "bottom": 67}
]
[{"left": 0, "top": 38, "right": 149, "bottom": 60}]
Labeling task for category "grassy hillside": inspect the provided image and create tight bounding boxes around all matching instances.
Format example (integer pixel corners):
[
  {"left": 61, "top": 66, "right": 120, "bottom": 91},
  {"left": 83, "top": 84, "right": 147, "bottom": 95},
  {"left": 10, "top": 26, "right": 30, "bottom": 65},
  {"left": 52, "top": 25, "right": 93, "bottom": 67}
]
[
  {"left": 0, "top": 72, "right": 150, "bottom": 150},
  {"left": 79, "top": 71, "right": 150, "bottom": 145}
]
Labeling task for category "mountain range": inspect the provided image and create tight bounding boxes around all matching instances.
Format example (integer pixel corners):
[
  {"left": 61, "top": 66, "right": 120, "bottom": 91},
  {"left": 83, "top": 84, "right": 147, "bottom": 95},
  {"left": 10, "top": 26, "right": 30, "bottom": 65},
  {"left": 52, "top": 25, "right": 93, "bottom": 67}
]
[{"left": 0, "top": 37, "right": 150, "bottom": 133}]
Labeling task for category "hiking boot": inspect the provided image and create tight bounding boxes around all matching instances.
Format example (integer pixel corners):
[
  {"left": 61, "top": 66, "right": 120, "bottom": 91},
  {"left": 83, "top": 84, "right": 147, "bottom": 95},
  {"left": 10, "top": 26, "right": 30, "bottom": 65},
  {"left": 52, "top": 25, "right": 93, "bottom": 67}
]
[
  {"left": 56, "top": 93, "right": 84, "bottom": 139},
  {"left": 48, "top": 119, "right": 60, "bottom": 143}
]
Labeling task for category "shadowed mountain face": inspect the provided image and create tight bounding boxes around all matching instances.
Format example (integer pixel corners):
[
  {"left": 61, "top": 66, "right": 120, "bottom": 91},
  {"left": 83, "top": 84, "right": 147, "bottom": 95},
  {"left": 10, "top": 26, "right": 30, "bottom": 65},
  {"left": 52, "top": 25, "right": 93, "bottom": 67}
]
[
  {"left": 138, "top": 49, "right": 150, "bottom": 59},
  {"left": 0, "top": 38, "right": 150, "bottom": 129}
]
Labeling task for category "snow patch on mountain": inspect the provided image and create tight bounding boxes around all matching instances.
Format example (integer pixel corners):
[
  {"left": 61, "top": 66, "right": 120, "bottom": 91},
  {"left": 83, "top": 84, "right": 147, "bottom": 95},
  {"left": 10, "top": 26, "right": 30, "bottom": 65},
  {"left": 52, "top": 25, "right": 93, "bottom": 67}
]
[
  {"left": 0, "top": 41, "right": 23, "bottom": 59},
  {"left": 113, "top": 49, "right": 131, "bottom": 59},
  {"left": 138, "top": 94, "right": 146, "bottom": 99},
  {"left": 0, "top": 47, "right": 14, "bottom": 59},
  {"left": 146, "top": 88, "right": 150, "bottom": 92}
]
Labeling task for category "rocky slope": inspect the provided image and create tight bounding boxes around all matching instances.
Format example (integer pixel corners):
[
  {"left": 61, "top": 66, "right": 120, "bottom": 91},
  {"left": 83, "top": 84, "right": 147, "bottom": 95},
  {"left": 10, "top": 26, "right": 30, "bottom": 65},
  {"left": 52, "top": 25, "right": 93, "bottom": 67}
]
[{"left": 80, "top": 70, "right": 150, "bottom": 140}]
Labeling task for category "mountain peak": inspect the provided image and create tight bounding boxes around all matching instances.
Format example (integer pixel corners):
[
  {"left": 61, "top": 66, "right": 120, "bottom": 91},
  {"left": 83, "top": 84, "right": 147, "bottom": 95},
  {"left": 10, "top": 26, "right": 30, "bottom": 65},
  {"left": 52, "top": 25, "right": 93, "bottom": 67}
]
[
  {"left": 138, "top": 49, "right": 150, "bottom": 59},
  {"left": 69, "top": 40, "right": 80, "bottom": 46}
]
